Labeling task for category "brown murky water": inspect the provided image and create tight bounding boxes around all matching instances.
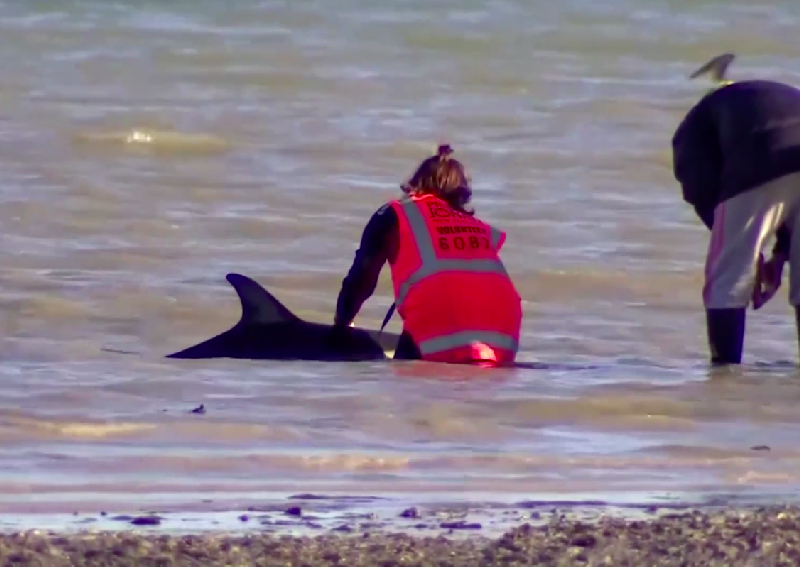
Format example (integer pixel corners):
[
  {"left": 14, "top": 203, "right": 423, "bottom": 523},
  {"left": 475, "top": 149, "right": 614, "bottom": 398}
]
[{"left": 1, "top": 0, "right": 800, "bottom": 519}]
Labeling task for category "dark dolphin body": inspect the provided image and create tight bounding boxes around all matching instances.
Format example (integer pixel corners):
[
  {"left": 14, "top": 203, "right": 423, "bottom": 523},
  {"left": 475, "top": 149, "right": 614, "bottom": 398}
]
[{"left": 166, "top": 273, "right": 401, "bottom": 361}]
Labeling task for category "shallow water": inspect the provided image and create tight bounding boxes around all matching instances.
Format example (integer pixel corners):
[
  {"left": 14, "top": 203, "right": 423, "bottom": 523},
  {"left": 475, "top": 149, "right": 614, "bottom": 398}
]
[{"left": 1, "top": 0, "right": 800, "bottom": 518}]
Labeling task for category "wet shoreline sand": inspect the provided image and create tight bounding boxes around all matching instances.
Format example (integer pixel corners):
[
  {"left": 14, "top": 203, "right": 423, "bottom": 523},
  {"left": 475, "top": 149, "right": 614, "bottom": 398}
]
[{"left": 2, "top": 503, "right": 799, "bottom": 566}]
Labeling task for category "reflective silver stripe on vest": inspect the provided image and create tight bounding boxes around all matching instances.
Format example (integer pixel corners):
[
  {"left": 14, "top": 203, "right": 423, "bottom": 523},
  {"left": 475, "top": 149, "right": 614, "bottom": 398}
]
[
  {"left": 395, "top": 197, "right": 509, "bottom": 309},
  {"left": 489, "top": 225, "right": 503, "bottom": 248},
  {"left": 418, "top": 331, "right": 519, "bottom": 356}
]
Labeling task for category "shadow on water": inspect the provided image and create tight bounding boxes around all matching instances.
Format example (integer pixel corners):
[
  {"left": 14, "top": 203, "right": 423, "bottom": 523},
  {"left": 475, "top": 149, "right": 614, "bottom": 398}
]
[
  {"left": 704, "top": 359, "right": 800, "bottom": 381},
  {"left": 101, "top": 347, "right": 141, "bottom": 356},
  {"left": 388, "top": 358, "right": 800, "bottom": 383},
  {"left": 102, "top": 346, "right": 603, "bottom": 374},
  {"left": 102, "top": 344, "right": 800, "bottom": 380}
]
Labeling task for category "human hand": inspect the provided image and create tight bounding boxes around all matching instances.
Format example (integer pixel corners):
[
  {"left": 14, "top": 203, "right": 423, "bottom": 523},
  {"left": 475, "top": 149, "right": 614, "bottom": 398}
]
[
  {"left": 329, "top": 320, "right": 356, "bottom": 347},
  {"left": 752, "top": 252, "right": 787, "bottom": 310}
]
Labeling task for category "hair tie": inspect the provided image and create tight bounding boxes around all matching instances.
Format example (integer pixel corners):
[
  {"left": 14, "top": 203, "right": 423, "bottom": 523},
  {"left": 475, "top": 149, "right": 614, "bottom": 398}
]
[{"left": 436, "top": 144, "right": 454, "bottom": 161}]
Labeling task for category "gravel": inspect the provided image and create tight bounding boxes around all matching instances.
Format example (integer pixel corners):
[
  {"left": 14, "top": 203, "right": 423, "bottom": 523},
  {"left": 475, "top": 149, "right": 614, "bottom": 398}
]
[{"left": 2, "top": 505, "right": 799, "bottom": 566}]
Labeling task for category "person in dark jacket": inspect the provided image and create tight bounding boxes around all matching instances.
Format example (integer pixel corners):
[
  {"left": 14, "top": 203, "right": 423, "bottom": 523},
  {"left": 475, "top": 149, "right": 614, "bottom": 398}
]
[{"left": 672, "top": 53, "right": 800, "bottom": 365}]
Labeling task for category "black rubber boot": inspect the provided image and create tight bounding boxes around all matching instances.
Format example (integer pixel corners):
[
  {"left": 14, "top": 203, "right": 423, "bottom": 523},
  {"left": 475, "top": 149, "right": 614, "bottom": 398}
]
[
  {"left": 794, "top": 307, "right": 800, "bottom": 364},
  {"left": 706, "top": 308, "right": 746, "bottom": 366}
]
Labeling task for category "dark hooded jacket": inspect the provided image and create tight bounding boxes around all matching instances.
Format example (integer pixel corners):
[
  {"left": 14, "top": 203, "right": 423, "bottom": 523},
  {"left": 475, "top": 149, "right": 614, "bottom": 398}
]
[{"left": 672, "top": 79, "right": 800, "bottom": 254}]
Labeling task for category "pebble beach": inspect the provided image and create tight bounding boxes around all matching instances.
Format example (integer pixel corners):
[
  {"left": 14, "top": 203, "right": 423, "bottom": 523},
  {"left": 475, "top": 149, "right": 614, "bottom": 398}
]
[{"left": 2, "top": 505, "right": 799, "bottom": 566}]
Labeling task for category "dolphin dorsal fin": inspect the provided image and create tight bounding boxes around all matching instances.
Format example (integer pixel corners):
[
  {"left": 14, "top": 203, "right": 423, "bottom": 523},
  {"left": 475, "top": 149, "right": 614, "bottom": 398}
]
[
  {"left": 225, "top": 273, "right": 299, "bottom": 325},
  {"left": 689, "top": 53, "right": 735, "bottom": 85}
]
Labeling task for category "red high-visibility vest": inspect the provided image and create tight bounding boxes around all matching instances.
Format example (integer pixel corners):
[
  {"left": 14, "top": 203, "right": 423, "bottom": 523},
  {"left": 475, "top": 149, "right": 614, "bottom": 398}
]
[{"left": 387, "top": 194, "right": 522, "bottom": 366}]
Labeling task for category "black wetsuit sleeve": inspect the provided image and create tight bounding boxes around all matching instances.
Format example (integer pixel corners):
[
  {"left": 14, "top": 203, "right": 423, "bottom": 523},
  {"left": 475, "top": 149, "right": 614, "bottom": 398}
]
[
  {"left": 334, "top": 204, "right": 398, "bottom": 327},
  {"left": 672, "top": 99, "right": 723, "bottom": 230}
]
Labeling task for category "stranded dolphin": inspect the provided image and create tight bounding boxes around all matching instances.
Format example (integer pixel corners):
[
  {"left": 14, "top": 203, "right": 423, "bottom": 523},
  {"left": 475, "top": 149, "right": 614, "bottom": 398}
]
[{"left": 165, "top": 273, "right": 401, "bottom": 361}]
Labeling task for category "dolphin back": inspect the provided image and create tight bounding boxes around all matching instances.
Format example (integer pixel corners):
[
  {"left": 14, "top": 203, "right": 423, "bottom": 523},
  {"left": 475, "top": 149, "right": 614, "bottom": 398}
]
[{"left": 165, "top": 273, "right": 401, "bottom": 361}]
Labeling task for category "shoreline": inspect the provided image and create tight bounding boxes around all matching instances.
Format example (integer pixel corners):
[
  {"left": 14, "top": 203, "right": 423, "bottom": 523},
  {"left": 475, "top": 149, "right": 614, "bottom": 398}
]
[
  {"left": 2, "top": 503, "right": 800, "bottom": 566},
  {"left": 0, "top": 490, "right": 780, "bottom": 538}
]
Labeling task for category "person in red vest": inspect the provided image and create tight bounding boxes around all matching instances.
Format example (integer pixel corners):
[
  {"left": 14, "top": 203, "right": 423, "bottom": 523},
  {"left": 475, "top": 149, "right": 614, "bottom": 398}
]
[{"left": 333, "top": 144, "right": 522, "bottom": 366}]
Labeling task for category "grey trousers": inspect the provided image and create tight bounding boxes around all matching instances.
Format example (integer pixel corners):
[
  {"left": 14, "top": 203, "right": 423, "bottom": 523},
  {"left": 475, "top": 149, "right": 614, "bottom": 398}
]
[{"left": 704, "top": 171, "right": 800, "bottom": 308}]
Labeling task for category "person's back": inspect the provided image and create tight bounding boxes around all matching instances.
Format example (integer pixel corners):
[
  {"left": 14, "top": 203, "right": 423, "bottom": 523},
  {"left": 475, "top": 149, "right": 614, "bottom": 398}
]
[
  {"left": 712, "top": 80, "right": 800, "bottom": 202},
  {"left": 674, "top": 78, "right": 800, "bottom": 225},
  {"left": 387, "top": 192, "right": 522, "bottom": 366},
  {"left": 333, "top": 144, "right": 522, "bottom": 367}
]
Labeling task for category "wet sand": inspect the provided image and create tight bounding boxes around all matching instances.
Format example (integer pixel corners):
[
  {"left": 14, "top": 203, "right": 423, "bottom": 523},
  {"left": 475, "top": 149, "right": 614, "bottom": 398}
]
[{"left": 2, "top": 505, "right": 799, "bottom": 566}]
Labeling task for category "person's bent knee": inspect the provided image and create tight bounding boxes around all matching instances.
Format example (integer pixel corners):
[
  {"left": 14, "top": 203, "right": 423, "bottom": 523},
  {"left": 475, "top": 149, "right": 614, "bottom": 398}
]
[
  {"left": 702, "top": 286, "right": 753, "bottom": 310},
  {"left": 703, "top": 297, "right": 751, "bottom": 310},
  {"left": 788, "top": 281, "right": 800, "bottom": 307}
]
